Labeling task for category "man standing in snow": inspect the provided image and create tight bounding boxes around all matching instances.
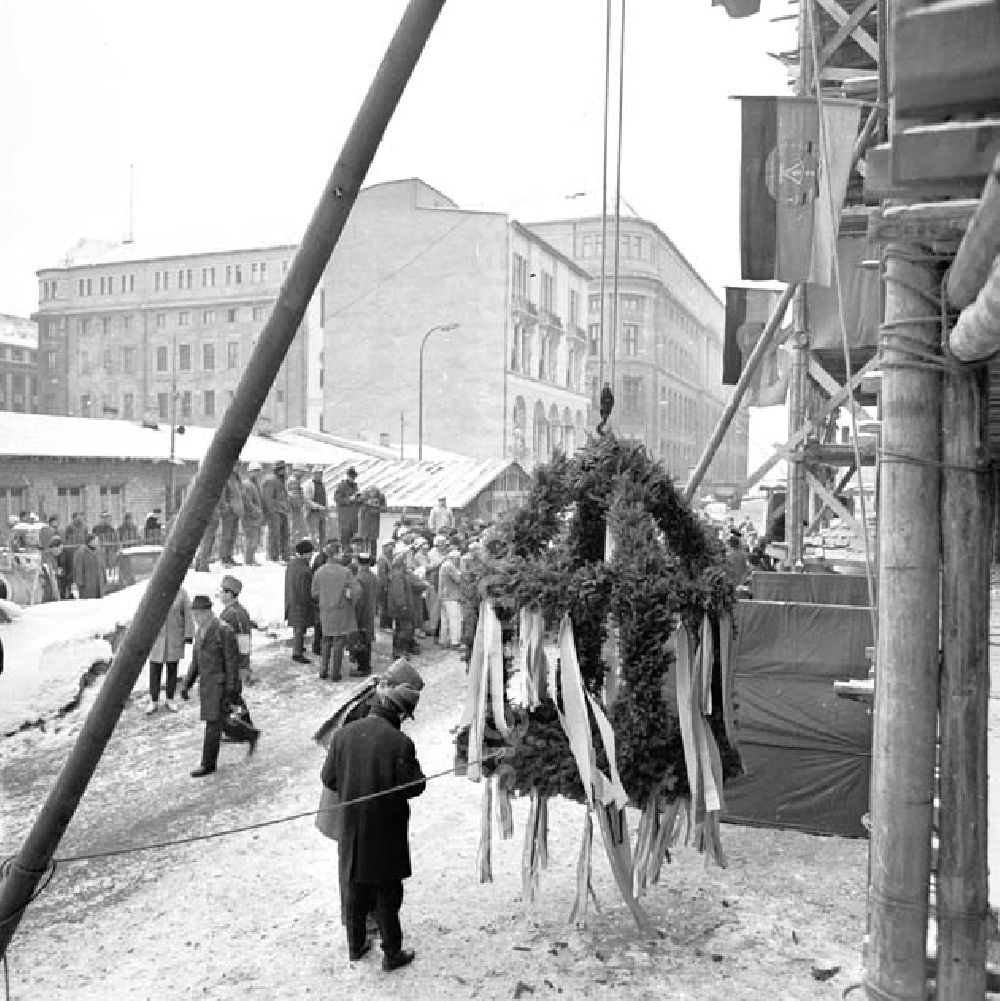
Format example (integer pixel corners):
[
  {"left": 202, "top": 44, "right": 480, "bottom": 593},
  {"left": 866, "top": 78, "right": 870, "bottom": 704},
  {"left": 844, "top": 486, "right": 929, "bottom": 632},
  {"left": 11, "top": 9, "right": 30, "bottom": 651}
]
[{"left": 320, "top": 663, "right": 426, "bottom": 970}]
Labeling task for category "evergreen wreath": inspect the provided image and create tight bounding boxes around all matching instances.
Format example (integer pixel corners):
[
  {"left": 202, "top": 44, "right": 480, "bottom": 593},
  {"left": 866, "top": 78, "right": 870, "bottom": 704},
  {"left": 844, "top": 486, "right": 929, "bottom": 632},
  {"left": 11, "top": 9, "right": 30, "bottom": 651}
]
[{"left": 458, "top": 433, "right": 741, "bottom": 808}]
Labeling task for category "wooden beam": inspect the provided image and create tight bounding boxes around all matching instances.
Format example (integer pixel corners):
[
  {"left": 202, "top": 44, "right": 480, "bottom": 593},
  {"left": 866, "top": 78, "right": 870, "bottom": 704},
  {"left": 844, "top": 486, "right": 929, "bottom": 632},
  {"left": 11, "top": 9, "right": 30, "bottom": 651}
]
[
  {"left": 947, "top": 154, "right": 1000, "bottom": 309},
  {"left": 808, "top": 355, "right": 871, "bottom": 424},
  {"left": 892, "top": 119, "right": 1000, "bottom": 187},
  {"left": 814, "top": 0, "right": 880, "bottom": 60},
  {"left": 801, "top": 439, "right": 878, "bottom": 466},
  {"left": 738, "top": 353, "right": 881, "bottom": 495},
  {"left": 949, "top": 257, "right": 1000, "bottom": 362},
  {"left": 805, "top": 470, "right": 867, "bottom": 542},
  {"left": 894, "top": 0, "right": 1000, "bottom": 117},
  {"left": 817, "top": 0, "right": 878, "bottom": 70},
  {"left": 864, "top": 144, "right": 984, "bottom": 202},
  {"left": 869, "top": 199, "right": 978, "bottom": 245}
]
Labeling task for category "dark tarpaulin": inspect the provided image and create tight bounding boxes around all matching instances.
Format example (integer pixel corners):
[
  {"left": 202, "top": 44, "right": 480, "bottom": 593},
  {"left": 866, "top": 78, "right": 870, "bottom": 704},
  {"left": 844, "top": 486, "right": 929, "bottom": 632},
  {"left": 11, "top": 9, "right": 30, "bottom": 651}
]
[
  {"left": 722, "top": 600, "right": 873, "bottom": 838},
  {"left": 712, "top": 0, "right": 761, "bottom": 17},
  {"left": 749, "top": 571, "right": 874, "bottom": 606},
  {"left": 806, "top": 234, "right": 881, "bottom": 350}
]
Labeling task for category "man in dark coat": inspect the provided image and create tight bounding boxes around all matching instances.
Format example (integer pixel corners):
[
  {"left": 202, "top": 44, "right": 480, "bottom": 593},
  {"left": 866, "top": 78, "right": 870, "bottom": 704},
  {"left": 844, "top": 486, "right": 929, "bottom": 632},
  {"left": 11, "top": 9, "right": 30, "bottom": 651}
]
[
  {"left": 285, "top": 539, "right": 315, "bottom": 664},
  {"left": 71, "top": 532, "right": 106, "bottom": 599},
  {"left": 92, "top": 511, "right": 119, "bottom": 567},
  {"left": 261, "top": 460, "right": 291, "bottom": 562},
  {"left": 219, "top": 574, "right": 254, "bottom": 685},
  {"left": 320, "top": 669, "right": 426, "bottom": 970},
  {"left": 375, "top": 542, "right": 393, "bottom": 629},
  {"left": 352, "top": 553, "right": 378, "bottom": 677},
  {"left": 217, "top": 469, "right": 246, "bottom": 566},
  {"left": 312, "top": 543, "right": 357, "bottom": 681},
  {"left": 333, "top": 466, "right": 360, "bottom": 550},
  {"left": 180, "top": 595, "right": 248, "bottom": 777},
  {"left": 242, "top": 464, "right": 265, "bottom": 566}
]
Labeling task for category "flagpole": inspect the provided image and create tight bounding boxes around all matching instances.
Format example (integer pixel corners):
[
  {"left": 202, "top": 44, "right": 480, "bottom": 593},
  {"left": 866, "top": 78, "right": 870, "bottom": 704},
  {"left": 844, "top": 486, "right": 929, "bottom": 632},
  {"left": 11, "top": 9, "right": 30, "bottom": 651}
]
[{"left": 683, "top": 283, "right": 797, "bottom": 504}]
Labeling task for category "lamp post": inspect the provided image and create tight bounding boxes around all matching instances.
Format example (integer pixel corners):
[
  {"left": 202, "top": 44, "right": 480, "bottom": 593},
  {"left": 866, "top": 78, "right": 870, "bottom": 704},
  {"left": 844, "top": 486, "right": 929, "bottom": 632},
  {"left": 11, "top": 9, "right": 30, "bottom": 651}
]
[{"left": 417, "top": 321, "right": 458, "bottom": 460}]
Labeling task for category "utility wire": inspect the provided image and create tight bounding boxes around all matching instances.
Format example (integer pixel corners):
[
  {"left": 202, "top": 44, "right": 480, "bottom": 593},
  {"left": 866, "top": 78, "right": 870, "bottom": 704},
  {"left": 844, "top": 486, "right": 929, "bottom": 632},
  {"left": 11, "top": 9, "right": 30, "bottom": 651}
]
[
  {"left": 598, "top": 0, "right": 612, "bottom": 397},
  {"left": 610, "top": 0, "right": 626, "bottom": 391}
]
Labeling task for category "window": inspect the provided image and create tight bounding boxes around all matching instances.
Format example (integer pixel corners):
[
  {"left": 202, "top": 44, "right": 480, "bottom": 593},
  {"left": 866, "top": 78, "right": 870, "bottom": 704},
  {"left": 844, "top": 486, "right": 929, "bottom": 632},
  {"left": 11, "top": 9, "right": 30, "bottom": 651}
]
[
  {"left": 79, "top": 318, "right": 91, "bottom": 336},
  {"left": 157, "top": 393, "right": 168, "bottom": 419},
  {"left": 156, "top": 313, "right": 166, "bottom": 329},
  {"left": 156, "top": 345, "right": 168, "bottom": 372},
  {"left": 227, "top": 390, "right": 235, "bottom": 405},
  {"left": 178, "top": 344, "right": 191, "bottom": 371},
  {"left": 259, "top": 262, "right": 267, "bottom": 282},
  {"left": 80, "top": 394, "right": 93, "bottom": 417},
  {"left": 622, "top": 376, "right": 643, "bottom": 414},
  {"left": 178, "top": 268, "right": 193, "bottom": 289},
  {"left": 99, "top": 486, "right": 124, "bottom": 524},
  {"left": 181, "top": 391, "right": 192, "bottom": 419},
  {"left": 121, "top": 346, "right": 136, "bottom": 373},
  {"left": 178, "top": 311, "right": 190, "bottom": 326},
  {"left": 231, "top": 264, "right": 242, "bottom": 284},
  {"left": 276, "top": 389, "right": 284, "bottom": 403},
  {"left": 540, "top": 272, "right": 554, "bottom": 313},
  {"left": 102, "top": 348, "right": 115, "bottom": 373},
  {"left": 120, "top": 275, "right": 127, "bottom": 293},
  {"left": 203, "top": 266, "right": 216, "bottom": 287},
  {"left": 512, "top": 253, "right": 528, "bottom": 299},
  {"left": 227, "top": 342, "right": 239, "bottom": 370},
  {"left": 54, "top": 486, "right": 80, "bottom": 526},
  {"left": 203, "top": 390, "right": 215, "bottom": 418},
  {"left": 588, "top": 294, "right": 601, "bottom": 316},
  {"left": 101, "top": 317, "right": 110, "bottom": 335},
  {"left": 251, "top": 263, "right": 260, "bottom": 283},
  {"left": 588, "top": 323, "right": 600, "bottom": 356},
  {"left": 252, "top": 305, "right": 267, "bottom": 322},
  {"left": 86, "top": 278, "right": 92, "bottom": 295},
  {"left": 122, "top": 314, "right": 132, "bottom": 331},
  {"left": 99, "top": 277, "right": 106, "bottom": 295},
  {"left": 203, "top": 309, "right": 215, "bottom": 324},
  {"left": 10, "top": 348, "right": 23, "bottom": 362},
  {"left": 569, "top": 290, "right": 579, "bottom": 328},
  {"left": 45, "top": 349, "right": 56, "bottom": 370},
  {"left": 203, "top": 343, "right": 215, "bottom": 371},
  {"left": 154, "top": 272, "right": 162, "bottom": 292},
  {"left": 623, "top": 323, "right": 640, "bottom": 356},
  {"left": 78, "top": 278, "right": 85, "bottom": 296},
  {"left": 227, "top": 308, "right": 238, "bottom": 323}
]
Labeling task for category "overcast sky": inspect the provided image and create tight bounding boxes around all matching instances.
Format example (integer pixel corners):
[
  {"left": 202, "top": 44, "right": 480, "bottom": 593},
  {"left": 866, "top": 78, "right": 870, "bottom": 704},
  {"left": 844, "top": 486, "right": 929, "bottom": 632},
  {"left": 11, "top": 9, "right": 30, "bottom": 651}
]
[{"left": 0, "top": 0, "right": 794, "bottom": 462}]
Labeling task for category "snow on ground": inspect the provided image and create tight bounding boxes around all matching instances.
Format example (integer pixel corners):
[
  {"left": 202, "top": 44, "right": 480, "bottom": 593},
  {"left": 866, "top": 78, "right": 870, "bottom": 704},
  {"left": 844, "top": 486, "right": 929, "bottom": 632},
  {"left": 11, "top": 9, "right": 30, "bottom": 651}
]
[{"left": 0, "top": 561, "right": 290, "bottom": 735}]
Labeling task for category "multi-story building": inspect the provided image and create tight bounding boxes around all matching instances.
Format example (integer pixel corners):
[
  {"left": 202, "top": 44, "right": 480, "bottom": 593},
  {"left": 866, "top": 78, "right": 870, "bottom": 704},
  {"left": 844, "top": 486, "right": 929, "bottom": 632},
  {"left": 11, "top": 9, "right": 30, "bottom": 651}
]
[
  {"left": 525, "top": 215, "right": 749, "bottom": 495},
  {"left": 34, "top": 239, "right": 317, "bottom": 433},
  {"left": 320, "top": 179, "right": 590, "bottom": 466},
  {"left": 0, "top": 314, "right": 39, "bottom": 414}
]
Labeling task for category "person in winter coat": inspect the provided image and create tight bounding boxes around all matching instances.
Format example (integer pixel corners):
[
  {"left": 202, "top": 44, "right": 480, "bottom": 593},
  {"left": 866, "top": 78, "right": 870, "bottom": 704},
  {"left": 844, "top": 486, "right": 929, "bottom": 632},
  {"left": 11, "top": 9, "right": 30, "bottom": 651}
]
[
  {"left": 437, "top": 549, "right": 464, "bottom": 648},
  {"left": 261, "top": 460, "right": 291, "bottom": 562},
  {"left": 218, "top": 469, "right": 246, "bottom": 566},
  {"left": 64, "top": 511, "right": 87, "bottom": 546},
  {"left": 427, "top": 496, "right": 454, "bottom": 534},
  {"left": 146, "top": 585, "right": 194, "bottom": 714},
  {"left": 303, "top": 466, "right": 329, "bottom": 548},
  {"left": 388, "top": 553, "right": 423, "bottom": 658},
  {"left": 71, "top": 533, "right": 106, "bottom": 599},
  {"left": 118, "top": 512, "right": 140, "bottom": 547},
  {"left": 39, "top": 536, "right": 65, "bottom": 603},
  {"left": 285, "top": 539, "right": 316, "bottom": 664},
  {"left": 286, "top": 468, "right": 309, "bottom": 545},
  {"left": 375, "top": 542, "right": 394, "bottom": 630},
  {"left": 181, "top": 594, "right": 254, "bottom": 776},
  {"left": 357, "top": 486, "right": 385, "bottom": 560},
  {"left": 320, "top": 667, "right": 426, "bottom": 971},
  {"left": 92, "top": 511, "right": 119, "bottom": 566},
  {"left": 308, "top": 541, "right": 336, "bottom": 656},
  {"left": 352, "top": 553, "right": 378, "bottom": 676},
  {"left": 241, "top": 464, "right": 265, "bottom": 566},
  {"left": 333, "top": 467, "right": 360, "bottom": 550},
  {"left": 219, "top": 574, "right": 254, "bottom": 685},
  {"left": 312, "top": 543, "right": 357, "bottom": 681}
]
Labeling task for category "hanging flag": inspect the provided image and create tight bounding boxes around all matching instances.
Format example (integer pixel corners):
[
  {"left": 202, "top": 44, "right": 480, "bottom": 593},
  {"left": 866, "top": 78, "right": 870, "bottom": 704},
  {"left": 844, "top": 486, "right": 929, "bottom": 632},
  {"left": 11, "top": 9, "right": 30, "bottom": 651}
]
[
  {"left": 723, "top": 286, "right": 783, "bottom": 384},
  {"left": 739, "top": 96, "right": 862, "bottom": 286},
  {"left": 712, "top": 0, "right": 761, "bottom": 15}
]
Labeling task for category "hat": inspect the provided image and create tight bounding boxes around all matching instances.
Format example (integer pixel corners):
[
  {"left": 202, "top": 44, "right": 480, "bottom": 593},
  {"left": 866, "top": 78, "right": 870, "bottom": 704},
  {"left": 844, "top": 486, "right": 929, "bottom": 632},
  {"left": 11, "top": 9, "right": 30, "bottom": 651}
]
[
  {"left": 346, "top": 467, "right": 357, "bottom": 479},
  {"left": 384, "top": 658, "right": 425, "bottom": 692},
  {"left": 385, "top": 683, "right": 421, "bottom": 719},
  {"left": 247, "top": 461, "right": 262, "bottom": 472},
  {"left": 48, "top": 536, "right": 62, "bottom": 548},
  {"left": 191, "top": 595, "right": 213, "bottom": 610},
  {"left": 220, "top": 575, "right": 243, "bottom": 595},
  {"left": 274, "top": 460, "right": 287, "bottom": 473},
  {"left": 312, "top": 464, "right": 324, "bottom": 475},
  {"left": 295, "top": 539, "right": 315, "bottom": 555}
]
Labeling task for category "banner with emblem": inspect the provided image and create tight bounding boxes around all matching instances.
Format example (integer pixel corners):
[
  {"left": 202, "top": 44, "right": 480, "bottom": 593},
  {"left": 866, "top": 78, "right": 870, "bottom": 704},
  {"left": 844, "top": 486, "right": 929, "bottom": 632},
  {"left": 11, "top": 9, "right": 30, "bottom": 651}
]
[
  {"left": 723, "top": 286, "right": 791, "bottom": 407},
  {"left": 739, "top": 96, "right": 861, "bottom": 286}
]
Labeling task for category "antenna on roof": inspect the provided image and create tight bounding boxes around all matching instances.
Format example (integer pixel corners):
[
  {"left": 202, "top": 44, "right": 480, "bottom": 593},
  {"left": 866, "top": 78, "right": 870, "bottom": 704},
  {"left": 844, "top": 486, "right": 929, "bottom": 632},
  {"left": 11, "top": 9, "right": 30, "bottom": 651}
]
[{"left": 125, "top": 163, "right": 135, "bottom": 244}]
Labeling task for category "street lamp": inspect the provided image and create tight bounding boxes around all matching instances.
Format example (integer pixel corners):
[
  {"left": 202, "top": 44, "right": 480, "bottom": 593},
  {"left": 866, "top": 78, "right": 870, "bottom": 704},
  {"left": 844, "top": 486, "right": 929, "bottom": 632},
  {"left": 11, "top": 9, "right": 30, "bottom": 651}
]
[{"left": 418, "top": 322, "right": 459, "bottom": 461}]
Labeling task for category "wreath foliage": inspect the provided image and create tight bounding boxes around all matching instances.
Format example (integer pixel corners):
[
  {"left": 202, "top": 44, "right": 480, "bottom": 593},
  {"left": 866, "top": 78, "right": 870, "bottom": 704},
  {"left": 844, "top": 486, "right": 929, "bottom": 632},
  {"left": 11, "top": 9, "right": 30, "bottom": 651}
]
[{"left": 459, "top": 434, "right": 741, "bottom": 807}]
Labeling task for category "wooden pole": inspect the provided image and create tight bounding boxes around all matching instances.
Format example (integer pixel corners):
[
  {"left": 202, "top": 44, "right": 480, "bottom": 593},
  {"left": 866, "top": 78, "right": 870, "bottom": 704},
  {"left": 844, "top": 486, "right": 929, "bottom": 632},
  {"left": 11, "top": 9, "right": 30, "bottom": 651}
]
[
  {"left": 937, "top": 360, "right": 990, "bottom": 1000},
  {"left": 947, "top": 155, "right": 1000, "bottom": 312},
  {"left": 0, "top": 0, "right": 446, "bottom": 960},
  {"left": 865, "top": 244, "right": 942, "bottom": 1001},
  {"left": 682, "top": 283, "right": 796, "bottom": 503},
  {"left": 786, "top": 301, "right": 809, "bottom": 566}
]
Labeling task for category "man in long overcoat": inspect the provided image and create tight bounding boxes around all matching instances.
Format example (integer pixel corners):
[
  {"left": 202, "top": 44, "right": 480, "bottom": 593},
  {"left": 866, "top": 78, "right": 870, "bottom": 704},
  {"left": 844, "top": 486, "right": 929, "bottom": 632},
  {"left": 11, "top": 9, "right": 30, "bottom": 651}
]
[
  {"left": 261, "top": 460, "right": 291, "bottom": 562},
  {"left": 219, "top": 574, "right": 254, "bottom": 684},
  {"left": 217, "top": 469, "right": 246, "bottom": 566},
  {"left": 181, "top": 595, "right": 251, "bottom": 776},
  {"left": 312, "top": 544, "right": 357, "bottom": 681},
  {"left": 320, "top": 672, "right": 426, "bottom": 970},
  {"left": 71, "top": 532, "right": 105, "bottom": 599},
  {"left": 241, "top": 464, "right": 265, "bottom": 566},
  {"left": 352, "top": 553, "right": 378, "bottom": 676},
  {"left": 285, "top": 539, "right": 315, "bottom": 664},
  {"left": 333, "top": 467, "right": 360, "bottom": 550},
  {"left": 146, "top": 584, "right": 194, "bottom": 713}
]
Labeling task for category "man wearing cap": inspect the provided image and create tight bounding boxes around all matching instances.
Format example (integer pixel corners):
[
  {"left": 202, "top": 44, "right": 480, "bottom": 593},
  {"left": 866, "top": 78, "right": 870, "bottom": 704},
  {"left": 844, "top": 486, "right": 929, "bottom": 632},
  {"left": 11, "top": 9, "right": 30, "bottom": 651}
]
[
  {"left": 312, "top": 541, "right": 357, "bottom": 681},
  {"left": 219, "top": 574, "right": 254, "bottom": 685},
  {"left": 39, "top": 535, "right": 65, "bottom": 603},
  {"left": 71, "top": 532, "right": 106, "bottom": 600},
  {"left": 333, "top": 466, "right": 360, "bottom": 551},
  {"left": 285, "top": 539, "right": 316, "bottom": 665},
  {"left": 428, "top": 496, "right": 454, "bottom": 534},
  {"left": 181, "top": 595, "right": 246, "bottom": 776},
  {"left": 261, "top": 461, "right": 291, "bottom": 562},
  {"left": 241, "top": 463, "right": 265, "bottom": 566},
  {"left": 320, "top": 660, "right": 426, "bottom": 971},
  {"left": 351, "top": 552, "right": 378, "bottom": 677},
  {"left": 303, "top": 465, "right": 329, "bottom": 548}
]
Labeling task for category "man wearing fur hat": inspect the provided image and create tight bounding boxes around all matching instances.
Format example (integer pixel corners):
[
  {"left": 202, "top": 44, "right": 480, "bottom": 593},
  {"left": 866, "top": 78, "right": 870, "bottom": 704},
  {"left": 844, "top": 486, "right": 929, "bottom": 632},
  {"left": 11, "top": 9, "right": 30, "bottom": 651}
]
[
  {"left": 320, "top": 660, "right": 426, "bottom": 971},
  {"left": 218, "top": 574, "right": 253, "bottom": 684},
  {"left": 285, "top": 539, "right": 316, "bottom": 664}
]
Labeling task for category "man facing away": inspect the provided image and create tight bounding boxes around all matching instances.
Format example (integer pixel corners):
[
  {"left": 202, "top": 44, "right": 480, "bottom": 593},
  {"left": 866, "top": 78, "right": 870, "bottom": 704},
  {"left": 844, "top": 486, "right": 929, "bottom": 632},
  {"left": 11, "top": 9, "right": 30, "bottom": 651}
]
[
  {"left": 320, "top": 666, "right": 426, "bottom": 971},
  {"left": 333, "top": 466, "right": 360, "bottom": 550},
  {"left": 428, "top": 495, "right": 454, "bottom": 534}
]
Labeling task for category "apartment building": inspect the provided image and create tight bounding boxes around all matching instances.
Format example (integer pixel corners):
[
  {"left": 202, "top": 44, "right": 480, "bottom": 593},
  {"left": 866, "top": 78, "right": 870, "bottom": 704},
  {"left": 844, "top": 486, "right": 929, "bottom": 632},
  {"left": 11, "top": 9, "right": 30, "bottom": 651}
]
[
  {"left": 525, "top": 215, "right": 749, "bottom": 494},
  {"left": 0, "top": 314, "right": 39, "bottom": 414},
  {"left": 34, "top": 239, "right": 315, "bottom": 432}
]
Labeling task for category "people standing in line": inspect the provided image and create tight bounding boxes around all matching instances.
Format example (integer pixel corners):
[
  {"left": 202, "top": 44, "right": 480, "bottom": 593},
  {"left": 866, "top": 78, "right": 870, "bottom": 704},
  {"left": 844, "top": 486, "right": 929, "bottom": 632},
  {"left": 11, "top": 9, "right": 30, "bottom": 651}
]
[
  {"left": 218, "top": 574, "right": 254, "bottom": 686},
  {"left": 320, "top": 665, "right": 426, "bottom": 971},
  {"left": 241, "top": 463, "right": 265, "bottom": 566},
  {"left": 218, "top": 468, "right": 246, "bottom": 567},
  {"left": 285, "top": 539, "right": 316, "bottom": 665},
  {"left": 428, "top": 496, "right": 454, "bottom": 534},
  {"left": 334, "top": 466, "right": 360, "bottom": 550},
  {"left": 303, "top": 465, "right": 329, "bottom": 548},
  {"left": 357, "top": 486, "right": 385, "bottom": 560},
  {"left": 376, "top": 542, "right": 394, "bottom": 630},
  {"left": 71, "top": 532, "right": 106, "bottom": 599},
  {"left": 352, "top": 552, "right": 378, "bottom": 677},
  {"left": 261, "top": 460, "right": 291, "bottom": 562},
  {"left": 118, "top": 512, "right": 140, "bottom": 547},
  {"left": 146, "top": 585, "right": 194, "bottom": 714},
  {"left": 286, "top": 466, "right": 309, "bottom": 546},
  {"left": 312, "top": 542, "right": 357, "bottom": 682},
  {"left": 181, "top": 594, "right": 256, "bottom": 777},
  {"left": 437, "top": 548, "right": 464, "bottom": 648}
]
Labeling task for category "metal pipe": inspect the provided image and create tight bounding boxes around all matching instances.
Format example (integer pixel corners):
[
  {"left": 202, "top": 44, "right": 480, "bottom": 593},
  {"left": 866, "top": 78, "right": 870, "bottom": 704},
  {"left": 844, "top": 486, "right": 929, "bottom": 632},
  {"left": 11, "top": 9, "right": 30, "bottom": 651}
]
[
  {"left": 0, "top": 0, "right": 446, "bottom": 960},
  {"left": 682, "top": 283, "right": 796, "bottom": 504},
  {"left": 418, "top": 322, "right": 458, "bottom": 460}
]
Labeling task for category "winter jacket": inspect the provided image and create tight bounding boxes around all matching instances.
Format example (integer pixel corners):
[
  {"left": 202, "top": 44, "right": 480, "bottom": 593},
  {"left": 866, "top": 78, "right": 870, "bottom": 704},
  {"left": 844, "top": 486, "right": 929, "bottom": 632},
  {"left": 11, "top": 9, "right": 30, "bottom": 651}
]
[
  {"left": 312, "top": 560, "right": 357, "bottom": 636},
  {"left": 438, "top": 558, "right": 463, "bottom": 603},
  {"left": 284, "top": 555, "right": 315, "bottom": 629},
  {"left": 261, "top": 473, "right": 290, "bottom": 518},
  {"left": 220, "top": 599, "right": 253, "bottom": 675},
  {"left": 183, "top": 616, "right": 241, "bottom": 722},
  {"left": 72, "top": 545, "right": 105, "bottom": 599},
  {"left": 242, "top": 477, "right": 264, "bottom": 524},
  {"left": 354, "top": 565, "right": 377, "bottom": 637},
  {"left": 149, "top": 587, "right": 194, "bottom": 663}
]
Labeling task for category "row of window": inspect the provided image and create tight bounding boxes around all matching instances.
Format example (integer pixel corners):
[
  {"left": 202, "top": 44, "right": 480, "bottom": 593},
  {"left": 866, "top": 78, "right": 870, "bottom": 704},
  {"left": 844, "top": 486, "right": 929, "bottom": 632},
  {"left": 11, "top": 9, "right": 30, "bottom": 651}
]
[
  {"left": 0, "top": 485, "right": 124, "bottom": 530},
  {"left": 0, "top": 345, "right": 35, "bottom": 363},
  {"left": 74, "top": 340, "right": 243, "bottom": 376},
  {"left": 510, "top": 254, "right": 582, "bottom": 327},
  {"left": 578, "top": 233, "right": 651, "bottom": 262},
  {"left": 509, "top": 323, "right": 584, "bottom": 391},
  {"left": 587, "top": 321, "right": 642, "bottom": 357},
  {"left": 73, "top": 305, "right": 269, "bottom": 338}
]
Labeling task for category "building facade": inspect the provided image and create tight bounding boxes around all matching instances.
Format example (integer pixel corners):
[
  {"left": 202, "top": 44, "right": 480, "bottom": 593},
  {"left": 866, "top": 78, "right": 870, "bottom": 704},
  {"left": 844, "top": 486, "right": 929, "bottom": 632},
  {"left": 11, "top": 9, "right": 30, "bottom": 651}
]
[
  {"left": 320, "top": 179, "right": 590, "bottom": 466},
  {"left": 34, "top": 240, "right": 316, "bottom": 432},
  {"left": 0, "top": 314, "right": 39, "bottom": 415},
  {"left": 525, "top": 216, "right": 749, "bottom": 495}
]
